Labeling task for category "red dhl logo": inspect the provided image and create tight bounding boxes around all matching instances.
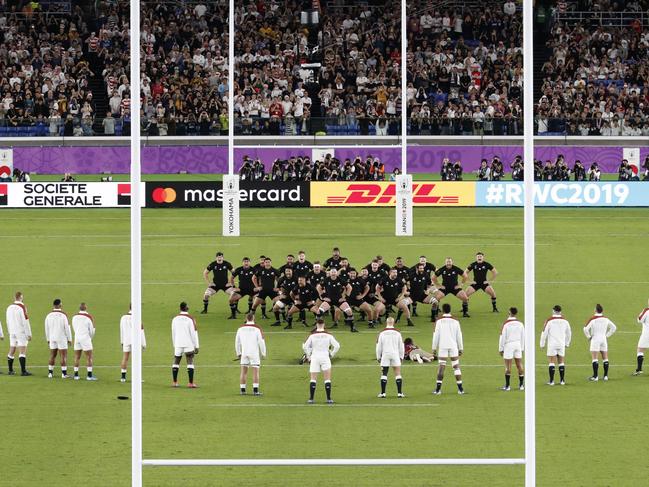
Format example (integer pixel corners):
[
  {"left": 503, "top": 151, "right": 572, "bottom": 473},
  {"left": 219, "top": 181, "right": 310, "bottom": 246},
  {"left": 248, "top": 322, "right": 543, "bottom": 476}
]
[{"left": 325, "top": 183, "right": 460, "bottom": 205}]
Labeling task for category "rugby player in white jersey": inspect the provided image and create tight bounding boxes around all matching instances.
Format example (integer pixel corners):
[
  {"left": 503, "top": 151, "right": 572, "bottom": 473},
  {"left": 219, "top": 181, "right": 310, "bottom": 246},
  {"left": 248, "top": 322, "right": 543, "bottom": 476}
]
[
  {"left": 119, "top": 305, "right": 147, "bottom": 383},
  {"left": 432, "top": 303, "right": 465, "bottom": 395},
  {"left": 583, "top": 304, "right": 617, "bottom": 381},
  {"left": 72, "top": 303, "right": 96, "bottom": 381},
  {"left": 6, "top": 291, "right": 32, "bottom": 376},
  {"left": 235, "top": 313, "right": 267, "bottom": 395},
  {"left": 171, "top": 302, "right": 200, "bottom": 388},
  {"left": 634, "top": 299, "right": 649, "bottom": 375},
  {"left": 376, "top": 317, "right": 405, "bottom": 398},
  {"left": 498, "top": 307, "right": 525, "bottom": 391},
  {"left": 303, "top": 319, "right": 340, "bottom": 404},
  {"left": 540, "top": 305, "right": 572, "bottom": 385},
  {"left": 44, "top": 299, "right": 72, "bottom": 378}
]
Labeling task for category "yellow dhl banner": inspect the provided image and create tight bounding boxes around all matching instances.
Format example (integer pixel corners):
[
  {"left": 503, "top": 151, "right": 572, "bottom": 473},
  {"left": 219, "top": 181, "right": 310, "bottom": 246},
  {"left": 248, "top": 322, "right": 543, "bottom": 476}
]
[{"left": 310, "top": 181, "right": 476, "bottom": 207}]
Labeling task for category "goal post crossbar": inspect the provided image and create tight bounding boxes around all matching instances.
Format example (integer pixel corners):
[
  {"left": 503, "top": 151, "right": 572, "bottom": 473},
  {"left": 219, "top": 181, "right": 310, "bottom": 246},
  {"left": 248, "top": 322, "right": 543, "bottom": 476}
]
[{"left": 142, "top": 458, "right": 526, "bottom": 467}]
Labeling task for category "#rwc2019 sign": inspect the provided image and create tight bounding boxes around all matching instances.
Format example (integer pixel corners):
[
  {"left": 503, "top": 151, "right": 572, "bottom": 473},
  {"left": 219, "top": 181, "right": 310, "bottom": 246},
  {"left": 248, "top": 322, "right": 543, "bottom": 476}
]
[{"left": 0, "top": 182, "right": 134, "bottom": 208}]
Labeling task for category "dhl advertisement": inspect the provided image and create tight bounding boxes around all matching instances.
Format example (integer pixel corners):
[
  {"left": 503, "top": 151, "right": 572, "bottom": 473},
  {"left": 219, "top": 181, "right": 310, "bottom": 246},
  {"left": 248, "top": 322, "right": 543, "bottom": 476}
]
[{"left": 309, "top": 181, "right": 476, "bottom": 207}]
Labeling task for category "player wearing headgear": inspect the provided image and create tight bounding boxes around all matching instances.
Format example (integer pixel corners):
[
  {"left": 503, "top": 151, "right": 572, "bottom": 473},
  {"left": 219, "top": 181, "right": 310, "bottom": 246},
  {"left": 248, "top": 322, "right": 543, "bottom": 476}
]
[
  {"left": 119, "top": 305, "right": 147, "bottom": 383},
  {"left": 464, "top": 252, "right": 499, "bottom": 312},
  {"left": 285, "top": 276, "right": 319, "bottom": 329},
  {"left": 272, "top": 267, "right": 297, "bottom": 327},
  {"left": 433, "top": 258, "right": 470, "bottom": 318},
  {"left": 540, "top": 305, "right": 572, "bottom": 386},
  {"left": 432, "top": 303, "right": 465, "bottom": 394},
  {"left": 235, "top": 313, "right": 267, "bottom": 395},
  {"left": 72, "top": 303, "right": 96, "bottom": 381},
  {"left": 171, "top": 302, "right": 200, "bottom": 388},
  {"left": 229, "top": 257, "right": 257, "bottom": 319},
  {"left": 316, "top": 268, "right": 358, "bottom": 332},
  {"left": 376, "top": 317, "right": 405, "bottom": 398},
  {"left": 409, "top": 256, "right": 436, "bottom": 317},
  {"left": 374, "top": 268, "right": 414, "bottom": 327},
  {"left": 346, "top": 268, "right": 377, "bottom": 328},
  {"left": 633, "top": 299, "right": 649, "bottom": 375},
  {"left": 251, "top": 257, "right": 280, "bottom": 319},
  {"left": 498, "top": 307, "right": 525, "bottom": 391},
  {"left": 201, "top": 252, "right": 234, "bottom": 314},
  {"left": 6, "top": 291, "right": 32, "bottom": 376},
  {"left": 44, "top": 298, "right": 72, "bottom": 379},
  {"left": 303, "top": 319, "right": 340, "bottom": 404},
  {"left": 583, "top": 304, "right": 616, "bottom": 381},
  {"left": 408, "top": 263, "right": 438, "bottom": 321}
]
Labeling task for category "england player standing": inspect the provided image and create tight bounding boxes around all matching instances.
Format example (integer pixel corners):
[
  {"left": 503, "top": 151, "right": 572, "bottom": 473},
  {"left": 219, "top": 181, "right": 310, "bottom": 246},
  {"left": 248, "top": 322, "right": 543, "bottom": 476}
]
[
  {"left": 633, "top": 299, "right": 649, "bottom": 375},
  {"left": 464, "top": 252, "right": 499, "bottom": 312},
  {"left": 583, "top": 304, "right": 617, "bottom": 381},
  {"left": 44, "top": 299, "right": 71, "bottom": 379},
  {"left": 432, "top": 303, "right": 465, "bottom": 394},
  {"left": 540, "top": 305, "right": 572, "bottom": 386},
  {"left": 72, "top": 303, "right": 96, "bottom": 381},
  {"left": 229, "top": 257, "right": 257, "bottom": 318},
  {"left": 171, "top": 302, "right": 200, "bottom": 388},
  {"left": 433, "top": 258, "right": 470, "bottom": 318},
  {"left": 235, "top": 313, "right": 267, "bottom": 395},
  {"left": 376, "top": 317, "right": 405, "bottom": 398},
  {"left": 303, "top": 319, "right": 340, "bottom": 404},
  {"left": 251, "top": 257, "right": 280, "bottom": 319},
  {"left": 6, "top": 291, "right": 32, "bottom": 376},
  {"left": 201, "top": 252, "right": 234, "bottom": 314},
  {"left": 498, "top": 307, "right": 525, "bottom": 391},
  {"left": 119, "top": 305, "right": 147, "bottom": 383}
]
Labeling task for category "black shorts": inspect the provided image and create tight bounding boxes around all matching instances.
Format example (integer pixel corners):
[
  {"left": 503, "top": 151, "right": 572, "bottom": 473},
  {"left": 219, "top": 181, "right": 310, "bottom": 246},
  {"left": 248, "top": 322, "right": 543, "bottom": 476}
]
[
  {"left": 347, "top": 298, "right": 365, "bottom": 308},
  {"left": 257, "top": 290, "right": 278, "bottom": 300},
  {"left": 410, "top": 292, "right": 427, "bottom": 303},
  {"left": 469, "top": 282, "right": 490, "bottom": 292},
  {"left": 209, "top": 283, "right": 231, "bottom": 292},
  {"left": 237, "top": 288, "right": 256, "bottom": 298},
  {"left": 440, "top": 287, "right": 461, "bottom": 296},
  {"left": 294, "top": 301, "right": 315, "bottom": 311}
]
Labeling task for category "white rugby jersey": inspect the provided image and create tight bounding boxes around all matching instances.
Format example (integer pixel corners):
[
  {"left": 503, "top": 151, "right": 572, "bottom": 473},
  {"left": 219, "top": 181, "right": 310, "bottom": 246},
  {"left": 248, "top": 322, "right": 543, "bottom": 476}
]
[
  {"left": 119, "top": 313, "right": 147, "bottom": 348},
  {"left": 583, "top": 314, "right": 616, "bottom": 340},
  {"left": 376, "top": 327, "right": 405, "bottom": 360},
  {"left": 72, "top": 311, "right": 95, "bottom": 342},
  {"left": 432, "top": 314, "right": 464, "bottom": 351},
  {"left": 6, "top": 301, "right": 31, "bottom": 337},
  {"left": 498, "top": 318, "right": 525, "bottom": 352},
  {"left": 171, "top": 312, "right": 199, "bottom": 349},
  {"left": 637, "top": 308, "right": 649, "bottom": 332},
  {"left": 44, "top": 310, "right": 71, "bottom": 343},
  {"left": 235, "top": 323, "right": 267, "bottom": 357},
  {"left": 540, "top": 314, "right": 571, "bottom": 348},
  {"left": 304, "top": 331, "right": 340, "bottom": 358}
]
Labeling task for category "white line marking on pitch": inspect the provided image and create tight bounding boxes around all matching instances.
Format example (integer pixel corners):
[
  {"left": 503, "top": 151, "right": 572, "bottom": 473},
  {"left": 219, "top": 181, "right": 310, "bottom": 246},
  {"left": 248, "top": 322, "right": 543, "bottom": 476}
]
[
  {"left": 22, "top": 363, "right": 640, "bottom": 369},
  {"left": 208, "top": 403, "right": 440, "bottom": 408},
  {"left": 4, "top": 280, "right": 649, "bottom": 286}
]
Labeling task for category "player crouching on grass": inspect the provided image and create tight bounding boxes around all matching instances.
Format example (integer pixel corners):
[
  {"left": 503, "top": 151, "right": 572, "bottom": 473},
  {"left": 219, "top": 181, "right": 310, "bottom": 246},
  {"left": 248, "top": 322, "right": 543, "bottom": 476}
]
[
  {"left": 376, "top": 317, "right": 405, "bottom": 398},
  {"left": 171, "top": 302, "right": 199, "bottom": 388},
  {"left": 285, "top": 276, "right": 320, "bottom": 330},
  {"left": 303, "top": 319, "right": 340, "bottom": 404},
  {"left": 540, "top": 305, "right": 572, "bottom": 386},
  {"left": 432, "top": 303, "right": 465, "bottom": 395},
  {"left": 498, "top": 307, "right": 525, "bottom": 391},
  {"left": 119, "top": 305, "right": 147, "bottom": 383},
  {"left": 403, "top": 338, "right": 436, "bottom": 363},
  {"left": 373, "top": 268, "right": 414, "bottom": 327},
  {"left": 583, "top": 304, "right": 617, "bottom": 382},
  {"left": 235, "top": 313, "right": 266, "bottom": 395},
  {"left": 316, "top": 268, "right": 358, "bottom": 332},
  {"left": 72, "top": 303, "right": 96, "bottom": 381}
]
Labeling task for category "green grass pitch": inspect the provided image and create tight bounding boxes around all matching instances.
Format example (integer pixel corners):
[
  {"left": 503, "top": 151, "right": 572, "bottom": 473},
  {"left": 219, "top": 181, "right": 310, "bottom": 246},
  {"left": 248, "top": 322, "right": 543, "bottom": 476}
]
[{"left": 1, "top": 207, "right": 648, "bottom": 487}]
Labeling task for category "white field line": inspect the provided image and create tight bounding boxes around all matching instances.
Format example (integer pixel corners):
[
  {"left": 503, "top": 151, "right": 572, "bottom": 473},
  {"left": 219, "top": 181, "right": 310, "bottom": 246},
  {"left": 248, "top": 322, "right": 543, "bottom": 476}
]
[
  {"left": 21, "top": 363, "right": 640, "bottom": 369},
  {"left": 207, "top": 403, "right": 440, "bottom": 408},
  {"left": 2, "top": 233, "right": 648, "bottom": 239},
  {"left": 2, "top": 281, "right": 649, "bottom": 286}
]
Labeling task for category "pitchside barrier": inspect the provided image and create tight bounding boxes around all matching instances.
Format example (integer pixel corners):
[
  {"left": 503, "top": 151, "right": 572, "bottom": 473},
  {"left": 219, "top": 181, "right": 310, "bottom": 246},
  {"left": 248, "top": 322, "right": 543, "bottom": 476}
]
[{"left": 1, "top": 181, "right": 648, "bottom": 209}]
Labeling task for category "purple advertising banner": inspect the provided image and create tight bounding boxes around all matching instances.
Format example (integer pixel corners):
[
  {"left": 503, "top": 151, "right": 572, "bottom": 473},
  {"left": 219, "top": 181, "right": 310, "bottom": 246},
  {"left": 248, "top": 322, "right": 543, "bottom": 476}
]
[{"left": 6, "top": 145, "right": 645, "bottom": 175}]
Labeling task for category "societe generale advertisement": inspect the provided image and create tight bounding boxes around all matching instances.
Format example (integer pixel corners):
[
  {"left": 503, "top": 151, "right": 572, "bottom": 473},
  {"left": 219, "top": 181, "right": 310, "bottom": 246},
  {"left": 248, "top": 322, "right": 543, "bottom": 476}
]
[
  {"left": 309, "top": 181, "right": 476, "bottom": 207},
  {"left": 0, "top": 182, "right": 144, "bottom": 208}
]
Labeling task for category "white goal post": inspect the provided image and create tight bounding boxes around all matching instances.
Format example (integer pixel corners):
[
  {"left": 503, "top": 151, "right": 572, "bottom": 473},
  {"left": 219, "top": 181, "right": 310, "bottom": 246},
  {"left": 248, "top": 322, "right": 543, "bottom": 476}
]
[{"left": 129, "top": 0, "right": 536, "bottom": 485}]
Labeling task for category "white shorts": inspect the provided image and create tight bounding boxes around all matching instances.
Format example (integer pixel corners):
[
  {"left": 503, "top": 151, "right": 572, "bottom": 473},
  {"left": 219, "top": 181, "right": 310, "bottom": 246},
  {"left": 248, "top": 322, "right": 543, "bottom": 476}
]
[
  {"left": 401, "top": 297, "right": 412, "bottom": 306},
  {"left": 49, "top": 340, "right": 68, "bottom": 350},
  {"left": 589, "top": 338, "right": 608, "bottom": 352},
  {"left": 74, "top": 340, "right": 93, "bottom": 352},
  {"left": 123, "top": 344, "right": 132, "bottom": 353},
  {"left": 503, "top": 343, "right": 522, "bottom": 360},
  {"left": 547, "top": 346, "right": 565, "bottom": 357},
  {"left": 10, "top": 334, "right": 28, "bottom": 347},
  {"left": 240, "top": 355, "right": 260, "bottom": 367},
  {"left": 309, "top": 354, "right": 332, "bottom": 373},
  {"left": 380, "top": 353, "right": 401, "bottom": 367},
  {"left": 174, "top": 346, "right": 195, "bottom": 356},
  {"left": 638, "top": 332, "right": 649, "bottom": 349},
  {"left": 437, "top": 347, "right": 459, "bottom": 359}
]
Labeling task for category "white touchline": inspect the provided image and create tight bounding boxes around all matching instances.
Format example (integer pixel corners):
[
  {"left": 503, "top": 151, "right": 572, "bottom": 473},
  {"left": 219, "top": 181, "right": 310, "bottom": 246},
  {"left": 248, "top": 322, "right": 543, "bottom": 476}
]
[{"left": 208, "top": 403, "right": 441, "bottom": 408}]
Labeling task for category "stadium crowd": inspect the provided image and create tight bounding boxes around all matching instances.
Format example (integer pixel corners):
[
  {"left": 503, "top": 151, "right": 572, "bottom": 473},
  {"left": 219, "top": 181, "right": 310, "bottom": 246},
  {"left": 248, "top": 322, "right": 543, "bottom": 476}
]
[{"left": 536, "top": 0, "right": 649, "bottom": 135}]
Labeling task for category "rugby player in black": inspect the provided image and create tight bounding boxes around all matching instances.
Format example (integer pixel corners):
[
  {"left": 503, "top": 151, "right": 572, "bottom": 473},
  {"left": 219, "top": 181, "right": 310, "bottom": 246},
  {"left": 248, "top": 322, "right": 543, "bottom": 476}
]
[
  {"left": 251, "top": 258, "right": 279, "bottom": 319},
  {"left": 229, "top": 257, "right": 257, "bottom": 319},
  {"left": 464, "top": 252, "right": 499, "bottom": 312},
  {"left": 408, "top": 263, "right": 438, "bottom": 320},
  {"left": 250, "top": 255, "right": 266, "bottom": 315},
  {"left": 272, "top": 267, "right": 297, "bottom": 326},
  {"left": 201, "top": 252, "right": 234, "bottom": 314},
  {"left": 394, "top": 257, "right": 410, "bottom": 284},
  {"left": 285, "top": 276, "right": 319, "bottom": 329},
  {"left": 364, "top": 255, "right": 390, "bottom": 275},
  {"left": 366, "top": 260, "right": 387, "bottom": 323},
  {"left": 433, "top": 257, "right": 470, "bottom": 318},
  {"left": 346, "top": 268, "right": 376, "bottom": 328},
  {"left": 409, "top": 256, "right": 436, "bottom": 316},
  {"left": 293, "top": 251, "right": 313, "bottom": 278},
  {"left": 375, "top": 268, "right": 414, "bottom": 327},
  {"left": 323, "top": 247, "right": 343, "bottom": 270},
  {"left": 278, "top": 254, "right": 296, "bottom": 275},
  {"left": 316, "top": 268, "right": 358, "bottom": 332},
  {"left": 307, "top": 262, "right": 327, "bottom": 289}
]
